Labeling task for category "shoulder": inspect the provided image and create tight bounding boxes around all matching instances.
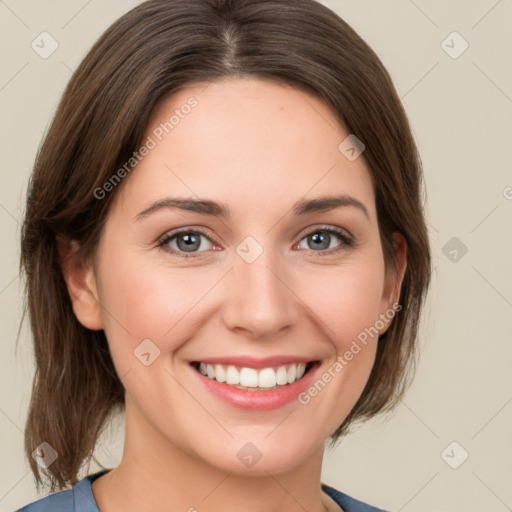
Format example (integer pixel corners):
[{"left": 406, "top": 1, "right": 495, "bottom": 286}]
[
  {"left": 321, "top": 483, "right": 391, "bottom": 512},
  {"left": 13, "top": 470, "right": 109, "bottom": 512},
  {"left": 14, "top": 488, "right": 73, "bottom": 512}
]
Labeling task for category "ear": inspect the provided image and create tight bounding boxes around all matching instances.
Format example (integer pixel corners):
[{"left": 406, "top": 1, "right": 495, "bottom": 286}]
[
  {"left": 379, "top": 232, "right": 407, "bottom": 335},
  {"left": 57, "top": 236, "right": 104, "bottom": 331}
]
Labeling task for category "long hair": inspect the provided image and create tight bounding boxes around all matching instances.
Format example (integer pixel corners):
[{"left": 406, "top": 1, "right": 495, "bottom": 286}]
[{"left": 20, "top": 0, "right": 431, "bottom": 492}]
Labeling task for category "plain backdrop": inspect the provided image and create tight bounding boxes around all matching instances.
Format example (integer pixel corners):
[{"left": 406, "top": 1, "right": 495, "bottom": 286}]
[{"left": 1, "top": 1, "right": 511, "bottom": 511}]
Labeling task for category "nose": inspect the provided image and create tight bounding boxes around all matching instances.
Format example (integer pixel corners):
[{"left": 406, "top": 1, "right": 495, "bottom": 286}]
[{"left": 221, "top": 248, "right": 301, "bottom": 339}]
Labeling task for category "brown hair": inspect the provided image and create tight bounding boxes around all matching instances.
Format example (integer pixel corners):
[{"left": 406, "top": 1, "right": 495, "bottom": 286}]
[{"left": 20, "top": 0, "right": 431, "bottom": 492}]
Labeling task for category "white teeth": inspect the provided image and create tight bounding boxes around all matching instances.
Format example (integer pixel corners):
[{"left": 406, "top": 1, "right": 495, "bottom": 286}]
[
  {"left": 214, "top": 364, "right": 226, "bottom": 382},
  {"left": 226, "top": 365, "right": 240, "bottom": 385},
  {"left": 287, "top": 364, "right": 296, "bottom": 384},
  {"left": 276, "top": 366, "right": 288, "bottom": 385},
  {"left": 258, "top": 368, "right": 277, "bottom": 388},
  {"left": 240, "top": 367, "right": 258, "bottom": 387},
  {"left": 196, "top": 362, "right": 311, "bottom": 388}
]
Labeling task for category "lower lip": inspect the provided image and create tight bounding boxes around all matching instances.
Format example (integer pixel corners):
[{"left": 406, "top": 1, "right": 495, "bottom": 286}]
[{"left": 190, "top": 362, "right": 320, "bottom": 411}]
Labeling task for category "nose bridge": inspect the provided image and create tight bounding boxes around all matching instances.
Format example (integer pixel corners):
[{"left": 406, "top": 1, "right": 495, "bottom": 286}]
[{"left": 222, "top": 238, "right": 299, "bottom": 338}]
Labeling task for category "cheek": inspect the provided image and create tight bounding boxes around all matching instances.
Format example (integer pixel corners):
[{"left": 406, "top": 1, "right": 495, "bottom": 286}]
[
  {"left": 296, "top": 256, "right": 385, "bottom": 409},
  {"left": 303, "top": 257, "right": 386, "bottom": 346},
  {"left": 94, "top": 243, "right": 201, "bottom": 352}
]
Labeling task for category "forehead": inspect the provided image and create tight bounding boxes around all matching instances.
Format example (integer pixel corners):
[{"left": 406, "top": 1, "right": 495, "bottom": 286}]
[{"left": 112, "top": 77, "right": 376, "bottom": 221}]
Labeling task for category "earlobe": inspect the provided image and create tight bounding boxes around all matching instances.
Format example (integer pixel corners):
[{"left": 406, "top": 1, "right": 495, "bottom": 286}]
[{"left": 57, "top": 236, "right": 104, "bottom": 331}]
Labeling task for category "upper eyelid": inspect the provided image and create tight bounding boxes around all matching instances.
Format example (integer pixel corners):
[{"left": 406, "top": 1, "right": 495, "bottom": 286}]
[
  {"left": 158, "top": 226, "right": 217, "bottom": 245},
  {"left": 297, "top": 224, "right": 352, "bottom": 239}
]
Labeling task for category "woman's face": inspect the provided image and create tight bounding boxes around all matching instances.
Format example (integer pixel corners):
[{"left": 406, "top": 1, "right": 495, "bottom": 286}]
[{"left": 78, "top": 77, "right": 404, "bottom": 475}]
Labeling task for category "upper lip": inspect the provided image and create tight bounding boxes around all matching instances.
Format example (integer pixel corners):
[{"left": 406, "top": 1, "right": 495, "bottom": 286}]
[{"left": 190, "top": 355, "right": 318, "bottom": 369}]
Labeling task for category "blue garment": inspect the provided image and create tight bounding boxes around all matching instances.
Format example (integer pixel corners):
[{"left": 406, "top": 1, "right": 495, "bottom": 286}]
[{"left": 14, "top": 469, "right": 389, "bottom": 511}]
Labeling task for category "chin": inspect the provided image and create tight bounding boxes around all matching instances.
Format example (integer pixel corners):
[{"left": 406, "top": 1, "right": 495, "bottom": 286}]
[{"left": 193, "top": 435, "right": 319, "bottom": 476}]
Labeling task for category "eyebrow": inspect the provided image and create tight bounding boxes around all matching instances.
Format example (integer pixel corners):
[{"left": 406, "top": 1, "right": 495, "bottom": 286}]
[{"left": 135, "top": 194, "right": 370, "bottom": 221}]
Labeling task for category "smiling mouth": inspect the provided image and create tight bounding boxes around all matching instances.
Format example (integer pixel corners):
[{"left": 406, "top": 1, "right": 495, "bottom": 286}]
[{"left": 190, "top": 360, "right": 318, "bottom": 391}]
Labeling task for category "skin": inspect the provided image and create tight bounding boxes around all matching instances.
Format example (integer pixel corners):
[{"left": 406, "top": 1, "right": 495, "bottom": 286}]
[{"left": 62, "top": 77, "right": 406, "bottom": 512}]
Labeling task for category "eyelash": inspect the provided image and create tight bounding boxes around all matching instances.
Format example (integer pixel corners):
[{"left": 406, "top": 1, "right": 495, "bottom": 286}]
[{"left": 156, "top": 225, "right": 355, "bottom": 259}]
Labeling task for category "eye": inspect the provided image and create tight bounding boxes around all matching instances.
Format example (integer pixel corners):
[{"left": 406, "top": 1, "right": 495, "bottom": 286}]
[
  {"left": 157, "top": 228, "right": 216, "bottom": 258},
  {"left": 157, "top": 225, "right": 354, "bottom": 259},
  {"left": 296, "top": 226, "right": 354, "bottom": 255}
]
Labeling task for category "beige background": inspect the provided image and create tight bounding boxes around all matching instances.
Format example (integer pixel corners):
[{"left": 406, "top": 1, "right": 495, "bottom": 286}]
[{"left": 1, "top": 1, "right": 511, "bottom": 511}]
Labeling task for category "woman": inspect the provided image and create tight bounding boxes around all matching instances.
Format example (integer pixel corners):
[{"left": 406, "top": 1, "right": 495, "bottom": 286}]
[{"left": 17, "top": 0, "right": 431, "bottom": 510}]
